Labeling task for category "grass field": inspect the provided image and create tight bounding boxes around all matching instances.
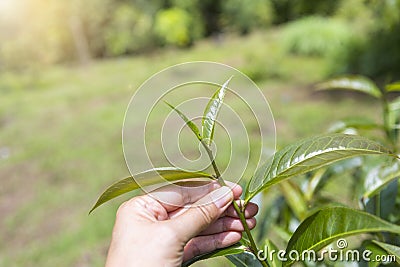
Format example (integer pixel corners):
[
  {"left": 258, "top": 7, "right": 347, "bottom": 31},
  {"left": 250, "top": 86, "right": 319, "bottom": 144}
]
[{"left": 0, "top": 29, "right": 379, "bottom": 266}]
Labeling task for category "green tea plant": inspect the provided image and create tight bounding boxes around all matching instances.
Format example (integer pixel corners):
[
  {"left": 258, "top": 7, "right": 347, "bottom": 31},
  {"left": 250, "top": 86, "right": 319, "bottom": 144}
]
[{"left": 91, "top": 77, "right": 400, "bottom": 266}]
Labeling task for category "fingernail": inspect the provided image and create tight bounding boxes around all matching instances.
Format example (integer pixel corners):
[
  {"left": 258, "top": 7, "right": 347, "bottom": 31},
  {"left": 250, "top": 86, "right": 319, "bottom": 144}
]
[{"left": 210, "top": 186, "right": 233, "bottom": 208}]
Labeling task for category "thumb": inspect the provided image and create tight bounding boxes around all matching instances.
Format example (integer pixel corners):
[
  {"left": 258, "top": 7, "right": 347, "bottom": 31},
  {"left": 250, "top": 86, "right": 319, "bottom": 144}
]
[{"left": 169, "top": 186, "right": 233, "bottom": 242}]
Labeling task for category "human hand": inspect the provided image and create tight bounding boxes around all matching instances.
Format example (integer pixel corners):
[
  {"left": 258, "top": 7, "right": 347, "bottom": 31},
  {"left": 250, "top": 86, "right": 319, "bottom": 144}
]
[{"left": 105, "top": 181, "right": 258, "bottom": 267}]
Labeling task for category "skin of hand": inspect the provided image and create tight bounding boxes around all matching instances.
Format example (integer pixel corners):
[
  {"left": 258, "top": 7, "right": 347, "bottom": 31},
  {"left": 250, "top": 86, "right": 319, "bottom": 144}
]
[{"left": 105, "top": 181, "right": 258, "bottom": 267}]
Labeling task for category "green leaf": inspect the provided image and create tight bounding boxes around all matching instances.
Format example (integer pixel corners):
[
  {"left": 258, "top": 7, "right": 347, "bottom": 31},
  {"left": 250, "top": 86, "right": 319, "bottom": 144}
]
[
  {"left": 316, "top": 75, "right": 382, "bottom": 98},
  {"left": 227, "top": 252, "right": 262, "bottom": 267},
  {"left": 388, "top": 98, "right": 400, "bottom": 133},
  {"left": 245, "top": 134, "right": 393, "bottom": 202},
  {"left": 371, "top": 240, "right": 400, "bottom": 264},
  {"left": 89, "top": 167, "right": 213, "bottom": 213},
  {"left": 363, "top": 160, "right": 400, "bottom": 199},
  {"left": 264, "top": 239, "right": 282, "bottom": 267},
  {"left": 284, "top": 206, "right": 400, "bottom": 266},
  {"left": 304, "top": 168, "right": 326, "bottom": 202},
  {"left": 279, "top": 181, "right": 307, "bottom": 220},
  {"left": 165, "top": 101, "right": 202, "bottom": 141},
  {"left": 364, "top": 241, "right": 388, "bottom": 267},
  {"left": 202, "top": 77, "right": 232, "bottom": 146},
  {"left": 385, "top": 81, "right": 400, "bottom": 92},
  {"left": 328, "top": 118, "right": 381, "bottom": 133},
  {"left": 182, "top": 243, "right": 246, "bottom": 267}
]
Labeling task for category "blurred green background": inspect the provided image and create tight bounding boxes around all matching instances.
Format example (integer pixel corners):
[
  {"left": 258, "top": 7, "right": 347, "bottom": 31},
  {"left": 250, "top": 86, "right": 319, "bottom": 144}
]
[{"left": 0, "top": 0, "right": 399, "bottom": 266}]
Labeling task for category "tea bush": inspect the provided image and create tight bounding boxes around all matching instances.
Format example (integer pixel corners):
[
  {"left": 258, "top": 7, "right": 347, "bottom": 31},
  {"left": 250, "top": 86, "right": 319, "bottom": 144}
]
[{"left": 282, "top": 16, "right": 352, "bottom": 57}]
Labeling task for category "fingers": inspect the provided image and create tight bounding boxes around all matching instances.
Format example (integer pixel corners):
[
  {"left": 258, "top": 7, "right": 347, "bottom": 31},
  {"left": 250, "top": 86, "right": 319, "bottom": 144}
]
[
  {"left": 224, "top": 201, "right": 258, "bottom": 219},
  {"left": 199, "top": 217, "right": 256, "bottom": 235},
  {"left": 148, "top": 181, "right": 242, "bottom": 212},
  {"left": 225, "top": 181, "right": 242, "bottom": 199},
  {"left": 183, "top": 231, "right": 242, "bottom": 262},
  {"left": 148, "top": 181, "right": 219, "bottom": 212},
  {"left": 168, "top": 186, "right": 234, "bottom": 241}
]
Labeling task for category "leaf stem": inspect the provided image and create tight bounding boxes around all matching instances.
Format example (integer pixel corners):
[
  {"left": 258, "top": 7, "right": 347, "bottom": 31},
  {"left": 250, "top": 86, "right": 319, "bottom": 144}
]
[
  {"left": 200, "top": 140, "right": 269, "bottom": 267},
  {"left": 381, "top": 95, "right": 396, "bottom": 151},
  {"left": 201, "top": 140, "right": 222, "bottom": 178}
]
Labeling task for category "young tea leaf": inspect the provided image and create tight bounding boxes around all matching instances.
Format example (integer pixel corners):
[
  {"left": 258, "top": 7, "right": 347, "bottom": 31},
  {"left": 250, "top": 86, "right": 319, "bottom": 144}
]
[
  {"left": 202, "top": 77, "right": 232, "bottom": 146},
  {"left": 316, "top": 75, "right": 382, "bottom": 99},
  {"left": 182, "top": 243, "right": 247, "bottom": 267},
  {"left": 284, "top": 207, "right": 400, "bottom": 266},
  {"left": 89, "top": 167, "right": 213, "bottom": 213},
  {"left": 165, "top": 101, "right": 202, "bottom": 141},
  {"left": 245, "top": 134, "right": 394, "bottom": 202}
]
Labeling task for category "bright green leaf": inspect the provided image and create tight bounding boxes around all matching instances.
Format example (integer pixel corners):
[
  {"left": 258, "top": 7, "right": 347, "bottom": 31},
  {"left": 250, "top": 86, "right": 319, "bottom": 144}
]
[
  {"left": 385, "top": 81, "right": 400, "bottom": 92},
  {"left": 284, "top": 207, "right": 400, "bottom": 266},
  {"left": 89, "top": 167, "right": 213, "bottom": 213},
  {"left": 264, "top": 239, "right": 282, "bottom": 267},
  {"left": 245, "top": 134, "right": 393, "bottom": 202},
  {"left": 316, "top": 75, "right": 382, "bottom": 98},
  {"left": 182, "top": 243, "right": 247, "bottom": 267},
  {"left": 165, "top": 101, "right": 202, "bottom": 141},
  {"left": 202, "top": 77, "right": 232, "bottom": 146}
]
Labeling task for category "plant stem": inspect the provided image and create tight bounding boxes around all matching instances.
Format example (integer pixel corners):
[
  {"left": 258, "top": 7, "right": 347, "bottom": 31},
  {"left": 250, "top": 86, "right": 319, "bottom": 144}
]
[
  {"left": 201, "top": 140, "right": 221, "bottom": 178},
  {"left": 200, "top": 140, "right": 270, "bottom": 267},
  {"left": 375, "top": 193, "right": 381, "bottom": 218},
  {"left": 381, "top": 95, "right": 396, "bottom": 151}
]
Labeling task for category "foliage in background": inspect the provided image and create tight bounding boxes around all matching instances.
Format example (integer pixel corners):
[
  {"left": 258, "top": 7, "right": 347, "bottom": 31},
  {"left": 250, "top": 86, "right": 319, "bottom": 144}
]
[
  {"left": 1, "top": 0, "right": 399, "bottom": 84},
  {"left": 282, "top": 16, "right": 352, "bottom": 57},
  {"left": 154, "top": 8, "right": 199, "bottom": 47},
  {"left": 220, "top": 0, "right": 273, "bottom": 34},
  {"left": 329, "top": 0, "right": 400, "bottom": 81},
  {"left": 0, "top": 0, "right": 342, "bottom": 70},
  {"left": 269, "top": 0, "right": 340, "bottom": 24},
  {"left": 104, "top": 4, "right": 154, "bottom": 56}
]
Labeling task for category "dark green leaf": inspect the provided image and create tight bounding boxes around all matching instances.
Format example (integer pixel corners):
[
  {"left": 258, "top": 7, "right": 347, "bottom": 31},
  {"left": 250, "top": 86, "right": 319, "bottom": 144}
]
[
  {"left": 89, "top": 168, "right": 213, "bottom": 213},
  {"left": 202, "top": 77, "right": 232, "bottom": 146},
  {"left": 284, "top": 207, "right": 400, "bottom": 266},
  {"left": 182, "top": 243, "right": 246, "bottom": 267},
  {"left": 364, "top": 180, "right": 398, "bottom": 220},
  {"left": 371, "top": 240, "right": 400, "bottom": 264},
  {"left": 316, "top": 76, "right": 382, "bottom": 98},
  {"left": 364, "top": 241, "right": 388, "bottom": 267},
  {"left": 165, "top": 101, "right": 202, "bottom": 141},
  {"left": 386, "top": 81, "right": 400, "bottom": 92},
  {"left": 227, "top": 251, "right": 263, "bottom": 267},
  {"left": 245, "top": 134, "right": 393, "bottom": 202}
]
